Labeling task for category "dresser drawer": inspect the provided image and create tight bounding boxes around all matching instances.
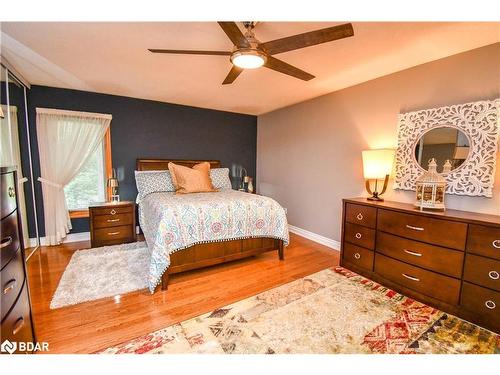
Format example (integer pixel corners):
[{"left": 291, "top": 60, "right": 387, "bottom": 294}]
[
  {"left": 93, "top": 225, "right": 134, "bottom": 245},
  {"left": 91, "top": 205, "right": 134, "bottom": 216},
  {"left": 463, "top": 254, "right": 500, "bottom": 292},
  {"left": 92, "top": 212, "right": 134, "bottom": 229},
  {"left": 374, "top": 253, "right": 461, "bottom": 305},
  {"left": 1, "top": 210, "right": 21, "bottom": 269},
  {"left": 1, "top": 172, "right": 17, "bottom": 219},
  {"left": 1, "top": 281, "right": 35, "bottom": 353},
  {"left": 345, "top": 203, "right": 376, "bottom": 229},
  {"left": 467, "top": 225, "right": 500, "bottom": 261},
  {"left": 1, "top": 248, "right": 25, "bottom": 321},
  {"left": 343, "top": 242, "right": 374, "bottom": 271},
  {"left": 376, "top": 232, "right": 464, "bottom": 278},
  {"left": 344, "top": 222, "right": 375, "bottom": 249},
  {"left": 461, "top": 282, "right": 499, "bottom": 328},
  {"left": 377, "top": 209, "right": 467, "bottom": 250}
]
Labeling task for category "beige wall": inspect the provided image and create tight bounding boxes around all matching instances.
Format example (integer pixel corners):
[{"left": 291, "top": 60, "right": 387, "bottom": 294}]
[{"left": 257, "top": 43, "right": 500, "bottom": 243}]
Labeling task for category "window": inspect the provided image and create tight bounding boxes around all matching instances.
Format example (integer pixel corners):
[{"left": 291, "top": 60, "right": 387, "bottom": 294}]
[{"left": 64, "top": 129, "right": 112, "bottom": 218}]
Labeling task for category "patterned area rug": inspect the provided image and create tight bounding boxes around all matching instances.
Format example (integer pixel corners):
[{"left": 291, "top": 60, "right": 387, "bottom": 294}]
[{"left": 100, "top": 267, "right": 499, "bottom": 354}]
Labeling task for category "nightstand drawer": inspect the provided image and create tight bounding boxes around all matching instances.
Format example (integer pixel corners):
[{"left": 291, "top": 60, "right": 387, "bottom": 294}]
[
  {"left": 93, "top": 212, "right": 134, "bottom": 229},
  {"left": 91, "top": 205, "right": 134, "bottom": 216},
  {"left": 93, "top": 225, "right": 134, "bottom": 244}
]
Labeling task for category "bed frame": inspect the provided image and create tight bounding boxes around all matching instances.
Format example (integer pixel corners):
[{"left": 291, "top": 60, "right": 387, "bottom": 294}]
[{"left": 136, "top": 158, "right": 284, "bottom": 292}]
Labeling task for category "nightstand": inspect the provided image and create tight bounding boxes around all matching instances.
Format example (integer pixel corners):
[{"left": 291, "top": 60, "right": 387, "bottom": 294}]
[{"left": 89, "top": 201, "right": 136, "bottom": 248}]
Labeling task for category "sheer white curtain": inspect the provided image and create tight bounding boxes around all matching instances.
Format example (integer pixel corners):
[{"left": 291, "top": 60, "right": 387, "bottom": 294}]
[{"left": 36, "top": 108, "right": 111, "bottom": 245}]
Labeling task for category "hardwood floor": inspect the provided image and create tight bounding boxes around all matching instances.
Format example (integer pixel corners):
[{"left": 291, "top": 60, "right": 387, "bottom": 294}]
[{"left": 26, "top": 233, "right": 339, "bottom": 354}]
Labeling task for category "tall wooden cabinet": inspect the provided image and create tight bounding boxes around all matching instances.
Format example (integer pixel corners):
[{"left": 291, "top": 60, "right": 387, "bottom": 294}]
[
  {"left": 1, "top": 167, "right": 36, "bottom": 353},
  {"left": 341, "top": 198, "right": 499, "bottom": 334}
]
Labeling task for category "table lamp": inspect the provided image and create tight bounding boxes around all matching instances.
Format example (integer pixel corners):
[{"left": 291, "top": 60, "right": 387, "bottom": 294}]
[
  {"left": 362, "top": 149, "right": 395, "bottom": 201},
  {"left": 107, "top": 168, "right": 120, "bottom": 202}
]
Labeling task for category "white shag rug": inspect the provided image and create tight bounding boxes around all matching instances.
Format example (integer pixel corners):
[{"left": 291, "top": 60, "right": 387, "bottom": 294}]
[{"left": 50, "top": 241, "right": 150, "bottom": 309}]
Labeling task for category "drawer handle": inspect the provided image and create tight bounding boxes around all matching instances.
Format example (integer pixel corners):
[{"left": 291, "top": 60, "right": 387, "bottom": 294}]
[
  {"left": 406, "top": 224, "right": 424, "bottom": 232},
  {"left": 8, "top": 186, "right": 15, "bottom": 197},
  {"left": 485, "top": 300, "right": 496, "bottom": 310},
  {"left": 110, "top": 209, "right": 117, "bottom": 215},
  {"left": 107, "top": 218, "right": 120, "bottom": 223},
  {"left": 0, "top": 236, "right": 13, "bottom": 249},
  {"left": 403, "top": 249, "right": 422, "bottom": 257},
  {"left": 108, "top": 231, "right": 120, "bottom": 236},
  {"left": 12, "top": 317, "right": 25, "bottom": 335},
  {"left": 356, "top": 213, "right": 363, "bottom": 221},
  {"left": 355, "top": 232, "right": 362, "bottom": 239},
  {"left": 493, "top": 240, "right": 500, "bottom": 249},
  {"left": 402, "top": 273, "right": 420, "bottom": 282},
  {"left": 488, "top": 271, "right": 499, "bottom": 280},
  {"left": 3, "top": 279, "right": 17, "bottom": 294},
  {"left": 354, "top": 252, "right": 361, "bottom": 260}
]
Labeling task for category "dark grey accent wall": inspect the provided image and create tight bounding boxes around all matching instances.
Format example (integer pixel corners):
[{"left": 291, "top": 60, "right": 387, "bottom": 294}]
[{"left": 26, "top": 85, "right": 257, "bottom": 235}]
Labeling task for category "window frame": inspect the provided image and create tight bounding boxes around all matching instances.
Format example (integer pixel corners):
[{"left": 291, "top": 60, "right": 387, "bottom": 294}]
[{"left": 68, "top": 128, "right": 112, "bottom": 219}]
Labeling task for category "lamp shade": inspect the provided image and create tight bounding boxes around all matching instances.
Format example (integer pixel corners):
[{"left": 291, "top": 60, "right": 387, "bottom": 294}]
[
  {"left": 107, "top": 178, "right": 119, "bottom": 188},
  {"left": 362, "top": 149, "right": 395, "bottom": 179}
]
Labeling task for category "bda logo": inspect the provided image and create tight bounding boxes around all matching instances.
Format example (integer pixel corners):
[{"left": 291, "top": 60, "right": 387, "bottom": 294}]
[{"left": 1, "top": 339, "right": 17, "bottom": 354}]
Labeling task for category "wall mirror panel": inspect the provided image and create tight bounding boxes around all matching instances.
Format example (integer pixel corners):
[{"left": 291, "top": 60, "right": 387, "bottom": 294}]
[
  {"left": 414, "top": 127, "right": 470, "bottom": 173},
  {"left": 1, "top": 62, "right": 40, "bottom": 257},
  {"left": 394, "top": 99, "right": 499, "bottom": 197}
]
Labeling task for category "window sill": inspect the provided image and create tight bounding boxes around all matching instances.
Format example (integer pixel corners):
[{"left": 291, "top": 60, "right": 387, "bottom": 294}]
[{"left": 69, "top": 209, "right": 89, "bottom": 219}]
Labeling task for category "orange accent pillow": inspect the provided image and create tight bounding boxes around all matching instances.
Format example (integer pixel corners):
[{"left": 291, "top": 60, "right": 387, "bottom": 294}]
[{"left": 168, "top": 162, "right": 217, "bottom": 194}]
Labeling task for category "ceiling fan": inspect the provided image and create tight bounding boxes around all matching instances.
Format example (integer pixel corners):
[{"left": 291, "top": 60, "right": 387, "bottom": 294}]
[{"left": 148, "top": 22, "right": 354, "bottom": 85}]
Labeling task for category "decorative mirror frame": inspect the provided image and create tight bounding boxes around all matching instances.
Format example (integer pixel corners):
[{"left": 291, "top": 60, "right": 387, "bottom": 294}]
[{"left": 394, "top": 99, "right": 500, "bottom": 197}]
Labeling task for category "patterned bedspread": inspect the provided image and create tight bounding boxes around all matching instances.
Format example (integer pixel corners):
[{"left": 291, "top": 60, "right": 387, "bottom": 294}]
[{"left": 138, "top": 190, "right": 289, "bottom": 293}]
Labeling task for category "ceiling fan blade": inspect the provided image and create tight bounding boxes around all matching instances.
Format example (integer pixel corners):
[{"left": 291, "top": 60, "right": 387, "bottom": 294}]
[
  {"left": 264, "top": 56, "right": 315, "bottom": 81},
  {"left": 217, "top": 22, "right": 250, "bottom": 48},
  {"left": 260, "top": 23, "right": 354, "bottom": 55},
  {"left": 222, "top": 66, "right": 243, "bottom": 85},
  {"left": 148, "top": 49, "right": 231, "bottom": 56}
]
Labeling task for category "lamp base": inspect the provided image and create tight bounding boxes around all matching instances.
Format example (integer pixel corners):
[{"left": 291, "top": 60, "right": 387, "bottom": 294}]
[
  {"left": 365, "top": 176, "right": 389, "bottom": 202},
  {"left": 367, "top": 196, "right": 384, "bottom": 202}
]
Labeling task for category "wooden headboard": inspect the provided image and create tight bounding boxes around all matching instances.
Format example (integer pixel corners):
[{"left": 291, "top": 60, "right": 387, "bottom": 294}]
[{"left": 136, "top": 159, "right": 221, "bottom": 171}]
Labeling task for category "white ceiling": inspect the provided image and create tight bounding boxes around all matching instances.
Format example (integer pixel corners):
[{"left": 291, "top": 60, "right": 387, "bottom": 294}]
[{"left": 1, "top": 22, "right": 499, "bottom": 115}]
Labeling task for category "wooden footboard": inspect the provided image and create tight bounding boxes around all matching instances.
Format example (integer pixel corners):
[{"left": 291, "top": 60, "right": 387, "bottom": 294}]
[{"left": 158, "top": 238, "right": 284, "bottom": 291}]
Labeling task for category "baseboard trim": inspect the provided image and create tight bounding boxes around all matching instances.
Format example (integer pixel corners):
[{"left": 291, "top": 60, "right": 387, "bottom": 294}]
[
  {"left": 30, "top": 226, "right": 141, "bottom": 247},
  {"left": 30, "top": 225, "right": 339, "bottom": 250},
  {"left": 288, "top": 225, "right": 340, "bottom": 251}
]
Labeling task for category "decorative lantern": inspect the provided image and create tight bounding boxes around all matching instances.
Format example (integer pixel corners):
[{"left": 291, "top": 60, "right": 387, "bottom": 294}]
[
  {"left": 415, "top": 158, "right": 446, "bottom": 211},
  {"left": 442, "top": 159, "right": 452, "bottom": 174}
]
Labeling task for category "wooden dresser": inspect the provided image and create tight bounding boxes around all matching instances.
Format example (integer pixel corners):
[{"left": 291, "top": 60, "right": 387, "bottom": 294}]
[
  {"left": 89, "top": 201, "right": 136, "bottom": 248},
  {"left": 341, "top": 198, "right": 500, "bottom": 333},
  {"left": 1, "top": 167, "right": 36, "bottom": 353}
]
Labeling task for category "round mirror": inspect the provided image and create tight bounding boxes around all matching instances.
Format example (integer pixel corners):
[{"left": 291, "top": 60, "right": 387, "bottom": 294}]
[{"left": 414, "top": 127, "right": 470, "bottom": 173}]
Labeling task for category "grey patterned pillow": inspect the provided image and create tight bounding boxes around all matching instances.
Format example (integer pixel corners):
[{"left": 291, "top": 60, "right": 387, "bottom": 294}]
[
  {"left": 210, "top": 168, "right": 232, "bottom": 190},
  {"left": 135, "top": 170, "right": 175, "bottom": 202}
]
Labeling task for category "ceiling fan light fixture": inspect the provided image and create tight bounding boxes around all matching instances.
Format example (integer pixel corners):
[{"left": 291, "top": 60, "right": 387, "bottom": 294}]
[{"left": 230, "top": 49, "right": 266, "bottom": 69}]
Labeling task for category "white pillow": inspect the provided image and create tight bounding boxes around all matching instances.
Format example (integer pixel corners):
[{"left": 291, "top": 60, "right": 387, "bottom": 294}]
[
  {"left": 210, "top": 168, "right": 232, "bottom": 190},
  {"left": 135, "top": 170, "right": 175, "bottom": 202}
]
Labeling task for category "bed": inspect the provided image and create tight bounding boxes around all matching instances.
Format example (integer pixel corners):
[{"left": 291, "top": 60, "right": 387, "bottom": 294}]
[{"left": 136, "top": 159, "right": 289, "bottom": 293}]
